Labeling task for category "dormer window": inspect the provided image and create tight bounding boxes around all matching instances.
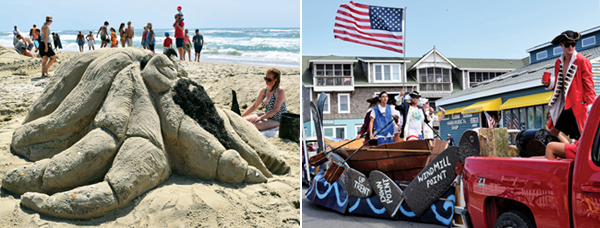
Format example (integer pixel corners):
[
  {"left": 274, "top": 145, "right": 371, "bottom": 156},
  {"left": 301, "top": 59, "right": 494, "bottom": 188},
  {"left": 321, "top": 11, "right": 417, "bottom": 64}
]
[
  {"left": 374, "top": 64, "right": 401, "bottom": 82},
  {"left": 418, "top": 67, "right": 451, "bottom": 91},
  {"left": 582, "top": 36, "right": 596, "bottom": 47},
  {"left": 314, "top": 63, "right": 353, "bottom": 87},
  {"left": 536, "top": 50, "right": 548, "bottom": 60}
]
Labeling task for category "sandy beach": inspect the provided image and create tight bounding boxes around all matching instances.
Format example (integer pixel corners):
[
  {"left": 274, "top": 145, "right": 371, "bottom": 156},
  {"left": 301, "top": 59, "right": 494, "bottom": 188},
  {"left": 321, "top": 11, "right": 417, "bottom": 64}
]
[{"left": 0, "top": 45, "right": 300, "bottom": 227}]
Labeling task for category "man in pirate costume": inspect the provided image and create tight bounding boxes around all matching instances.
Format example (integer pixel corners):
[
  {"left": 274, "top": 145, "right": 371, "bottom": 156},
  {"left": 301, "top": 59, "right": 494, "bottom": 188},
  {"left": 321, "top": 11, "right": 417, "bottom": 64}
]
[
  {"left": 368, "top": 91, "right": 400, "bottom": 146},
  {"left": 395, "top": 91, "right": 430, "bottom": 141},
  {"left": 543, "top": 30, "right": 596, "bottom": 159}
]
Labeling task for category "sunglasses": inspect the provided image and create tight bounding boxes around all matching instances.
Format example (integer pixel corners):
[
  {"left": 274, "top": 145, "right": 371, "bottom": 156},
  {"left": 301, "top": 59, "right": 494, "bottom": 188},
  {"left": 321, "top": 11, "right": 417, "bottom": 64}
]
[
  {"left": 264, "top": 77, "right": 274, "bottom": 82},
  {"left": 563, "top": 42, "right": 576, "bottom": 48}
]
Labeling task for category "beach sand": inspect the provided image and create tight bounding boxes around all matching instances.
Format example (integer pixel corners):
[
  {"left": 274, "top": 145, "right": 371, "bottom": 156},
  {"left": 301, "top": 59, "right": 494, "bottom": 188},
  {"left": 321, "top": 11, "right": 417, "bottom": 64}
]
[{"left": 0, "top": 46, "right": 301, "bottom": 227}]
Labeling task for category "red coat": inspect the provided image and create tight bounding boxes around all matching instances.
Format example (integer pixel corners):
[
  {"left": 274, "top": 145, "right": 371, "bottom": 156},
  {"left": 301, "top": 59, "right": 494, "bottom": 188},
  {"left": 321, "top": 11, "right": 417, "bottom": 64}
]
[{"left": 547, "top": 51, "right": 596, "bottom": 133}]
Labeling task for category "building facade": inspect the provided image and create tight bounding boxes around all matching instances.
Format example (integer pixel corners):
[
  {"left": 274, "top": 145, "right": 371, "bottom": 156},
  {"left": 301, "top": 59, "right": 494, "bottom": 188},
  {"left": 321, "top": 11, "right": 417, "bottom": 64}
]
[
  {"left": 437, "top": 26, "right": 600, "bottom": 144},
  {"left": 302, "top": 48, "right": 525, "bottom": 140}
]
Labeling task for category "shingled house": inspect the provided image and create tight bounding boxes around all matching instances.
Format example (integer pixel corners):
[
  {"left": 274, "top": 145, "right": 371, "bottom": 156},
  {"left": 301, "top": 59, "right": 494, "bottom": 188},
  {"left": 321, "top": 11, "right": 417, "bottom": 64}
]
[{"left": 302, "top": 47, "right": 526, "bottom": 139}]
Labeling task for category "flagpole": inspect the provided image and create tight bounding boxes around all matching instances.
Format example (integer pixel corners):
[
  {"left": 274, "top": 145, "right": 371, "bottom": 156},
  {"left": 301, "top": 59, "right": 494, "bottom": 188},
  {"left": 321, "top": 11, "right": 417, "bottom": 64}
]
[{"left": 403, "top": 7, "right": 407, "bottom": 92}]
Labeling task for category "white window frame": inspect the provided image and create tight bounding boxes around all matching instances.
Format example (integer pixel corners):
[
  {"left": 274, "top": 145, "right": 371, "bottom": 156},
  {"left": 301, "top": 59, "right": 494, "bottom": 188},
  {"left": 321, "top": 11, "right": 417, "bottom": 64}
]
[
  {"left": 324, "top": 125, "right": 347, "bottom": 139},
  {"left": 373, "top": 63, "right": 402, "bottom": 83},
  {"left": 323, "top": 93, "right": 331, "bottom": 114},
  {"left": 582, "top": 36, "right": 596, "bottom": 47},
  {"left": 553, "top": 46, "right": 563, "bottom": 55},
  {"left": 337, "top": 93, "right": 351, "bottom": 114},
  {"left": 355, "top": 124, "right": 363, "bottom": 138},
  {"left": 536, "top": 50, "right": 548, "bottom": 60}
]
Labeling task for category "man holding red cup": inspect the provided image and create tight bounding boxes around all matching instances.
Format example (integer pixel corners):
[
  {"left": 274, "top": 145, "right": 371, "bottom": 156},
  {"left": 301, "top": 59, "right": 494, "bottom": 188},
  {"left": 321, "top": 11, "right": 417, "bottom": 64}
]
[{"left": 543, "top": 30, "right": 596, "bottom": 158}]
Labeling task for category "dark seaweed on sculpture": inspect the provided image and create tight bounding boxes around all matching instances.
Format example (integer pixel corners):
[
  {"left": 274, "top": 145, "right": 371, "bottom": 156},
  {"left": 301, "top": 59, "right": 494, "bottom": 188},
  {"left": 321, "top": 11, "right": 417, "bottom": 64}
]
[
  {"left": 231, "top": 89, "right": 241, "bottom": 116},
  {"left": 173, "top": 78, "right": 233, "bottom": 149},
  {"left": 164, "top": 48, "right": 178, "bottom": 60}
]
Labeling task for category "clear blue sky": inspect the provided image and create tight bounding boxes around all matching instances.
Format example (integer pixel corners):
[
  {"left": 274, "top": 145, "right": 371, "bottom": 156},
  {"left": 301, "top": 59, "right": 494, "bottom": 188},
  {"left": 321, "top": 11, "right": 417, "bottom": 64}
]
[
  {"left": 302, "top": 0, "right": 600, "bottom": 59},
  {"left": 1, "top": 0, "right": 300, "bottom": 31}
]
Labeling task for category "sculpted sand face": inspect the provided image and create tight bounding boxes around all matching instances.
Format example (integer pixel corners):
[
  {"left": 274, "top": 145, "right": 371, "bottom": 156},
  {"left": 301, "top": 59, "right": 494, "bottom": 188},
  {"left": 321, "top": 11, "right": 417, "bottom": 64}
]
[{"left": 2, "top": 48, "right": 289, "bottom": 219}]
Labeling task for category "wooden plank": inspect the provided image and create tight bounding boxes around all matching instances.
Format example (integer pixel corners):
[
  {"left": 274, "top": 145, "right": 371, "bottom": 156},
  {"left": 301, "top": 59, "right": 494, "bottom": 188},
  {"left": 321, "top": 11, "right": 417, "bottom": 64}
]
[{"left": 349, "top": 150, "right": 389, "bottom": 160}]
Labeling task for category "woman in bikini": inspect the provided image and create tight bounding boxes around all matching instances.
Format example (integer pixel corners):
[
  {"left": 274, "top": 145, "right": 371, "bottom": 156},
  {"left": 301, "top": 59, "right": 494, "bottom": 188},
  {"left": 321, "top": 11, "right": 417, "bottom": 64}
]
[
  {"left": 118, "top": 23, "right": 126, "bottom": 48},
  {"left": 242, "top": 68, "right": 287, "bottom": 130}
]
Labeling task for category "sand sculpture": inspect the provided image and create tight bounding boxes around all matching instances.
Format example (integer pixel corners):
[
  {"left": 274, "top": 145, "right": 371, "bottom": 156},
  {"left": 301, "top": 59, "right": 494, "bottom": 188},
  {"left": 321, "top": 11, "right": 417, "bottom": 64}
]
[{"left": 1, "top": 48, "right": 290, "bottom": 219}]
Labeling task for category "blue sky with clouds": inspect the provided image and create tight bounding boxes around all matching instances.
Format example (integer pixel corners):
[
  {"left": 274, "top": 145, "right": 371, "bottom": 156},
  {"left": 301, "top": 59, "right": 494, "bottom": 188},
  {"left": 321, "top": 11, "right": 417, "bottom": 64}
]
[
  {"left": 302, "top": 0, "right": 600, "bottom": 59},
  {"left": 1, "top": 0, "right": 300, "bottom": 31}
]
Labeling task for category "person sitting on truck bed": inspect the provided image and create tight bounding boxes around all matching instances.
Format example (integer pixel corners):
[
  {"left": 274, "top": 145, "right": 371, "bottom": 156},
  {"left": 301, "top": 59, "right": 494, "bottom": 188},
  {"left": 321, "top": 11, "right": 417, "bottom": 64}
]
[
  {"left": 546, "top": 140, "right": 579, "bottom": 159},
  {"left": 543, "top": 30, "right": 596, "bottom": 146}
]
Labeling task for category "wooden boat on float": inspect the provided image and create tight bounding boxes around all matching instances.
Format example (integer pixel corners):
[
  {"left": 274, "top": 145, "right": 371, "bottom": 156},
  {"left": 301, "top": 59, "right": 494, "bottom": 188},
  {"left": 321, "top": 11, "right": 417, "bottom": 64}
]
[{"left": 329, "top": 138, "right": 448, "bottom": 182}]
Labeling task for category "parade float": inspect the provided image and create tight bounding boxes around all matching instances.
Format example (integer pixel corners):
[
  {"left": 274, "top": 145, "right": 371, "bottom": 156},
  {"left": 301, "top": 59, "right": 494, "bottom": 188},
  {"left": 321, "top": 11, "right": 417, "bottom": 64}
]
[{"left": 304, "top": 93, "right": 480, "bottom": 226}]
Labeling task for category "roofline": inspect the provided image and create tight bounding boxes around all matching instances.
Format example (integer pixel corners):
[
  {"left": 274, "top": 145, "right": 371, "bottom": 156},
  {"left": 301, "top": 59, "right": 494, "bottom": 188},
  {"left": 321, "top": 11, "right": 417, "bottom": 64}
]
[
  {"left": 408, "top": 48, "right": 458, "bottom": 71},
  {"left": 459, "top": 68, "right": 517, "bottom": 71},
  {"left": 436, "top": 79, "right": 540, "bottom": 106},
  {"left": 308, "top": 59, "right": 358, "bottom": 64},
  {"left": 526, "top": 25, "right": 600, "bottom": 53},
  {"left": 301, "top": 83, "right": 419, "bottom": 88},
  {"left": 357, "top": 57, "right": 412, "bottom": 63}
]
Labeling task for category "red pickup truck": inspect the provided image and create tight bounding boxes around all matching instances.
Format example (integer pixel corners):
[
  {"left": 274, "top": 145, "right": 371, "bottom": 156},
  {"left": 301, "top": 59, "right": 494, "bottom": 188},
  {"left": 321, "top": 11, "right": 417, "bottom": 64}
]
[{"left": 463, "top": 97, "right": 600, "bottom": 228}]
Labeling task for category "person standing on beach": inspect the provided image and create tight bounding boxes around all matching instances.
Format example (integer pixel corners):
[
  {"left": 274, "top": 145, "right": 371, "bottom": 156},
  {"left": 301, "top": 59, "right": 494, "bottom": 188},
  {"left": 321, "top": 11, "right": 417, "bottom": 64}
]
[
  {"left": 110, "top": 28, "right": 118, "bottom": 48},
  {"left": 40, "top": 16, "right": 57, "bottom": 77},
  {"left": 173, "top": 14, "right": 185, "bottom": 60},
  {"left": 163, "top": 32, "right": 172, "bottom": 53},
  {"left": 13, "top": 26, "right": 20, "bottom": 46},
  {"left": 141, "top": 26, "right": 148, "bottom": 50},
  {"left": 52, "top": 33, "right": 62, "bottom": 50},
  {"left": 184, "top": 29, "right": 191, "bottom": 61},
  {"left": 86, "top": 31, "right": 95, "bottom": 51},
  {"left": 29, "top": 25, "right": 38, "bottom": 51},
  {"left": 125, "top": 21, "right": 134, "bottom": 47},
  {"left": 76, "top": 31, "right": 85, "bottom": 52},
  {"left": 118, "top": 23, "right": 126, "bottom": 48},
  {"left": 97, "top": 21, "right": 109, "bottom": 48},
  {"left": 192, "top": 29, "right": 204, "bottom": 62},
  {"left": 146, "top": 23, "right": 155, "bottom": 54}
]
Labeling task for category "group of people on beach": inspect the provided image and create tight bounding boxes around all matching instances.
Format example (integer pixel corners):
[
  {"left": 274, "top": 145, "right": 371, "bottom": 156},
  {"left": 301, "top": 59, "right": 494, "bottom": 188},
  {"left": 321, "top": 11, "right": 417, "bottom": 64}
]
[
  {"left": 12, "top": 5, "right": 205, "bottom": 62},
  {"left": 12, "top": 16, "right": 58, "bottom": 77},
  {"left": 91, "top": 6, "right": 204, "bottom": 62}
]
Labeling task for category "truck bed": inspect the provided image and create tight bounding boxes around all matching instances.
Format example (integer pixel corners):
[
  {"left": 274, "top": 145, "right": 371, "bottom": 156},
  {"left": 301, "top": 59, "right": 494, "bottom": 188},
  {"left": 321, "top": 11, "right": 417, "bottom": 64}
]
[{"left": 463, "top": 156, "right": 574, "bottom": 228}]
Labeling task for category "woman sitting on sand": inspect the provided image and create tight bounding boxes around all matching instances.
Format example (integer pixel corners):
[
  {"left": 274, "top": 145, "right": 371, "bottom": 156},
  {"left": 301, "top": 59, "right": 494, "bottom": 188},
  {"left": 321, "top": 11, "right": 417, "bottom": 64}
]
[{"left": 242, "top": 68, "right": 287, "bottom": 131}]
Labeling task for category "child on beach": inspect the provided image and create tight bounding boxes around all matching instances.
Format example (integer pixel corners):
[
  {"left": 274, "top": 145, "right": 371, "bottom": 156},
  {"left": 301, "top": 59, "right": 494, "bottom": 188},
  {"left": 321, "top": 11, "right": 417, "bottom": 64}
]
[
  {"left": 110, "top": 28, "right": 118, "bottom": 48},
  {"left": 86, "top": 31, "right": 95, "bottom": 51},
  {"left": 176, "top": 6, "right": 184, "bottom": 21},
  {"left": 192, "top": 29, "right": 204, "bottom": 62},
  {"left": 77, "top": 31, "right": 85, "bottom": 52},
  {"left": 184, "top": 29, "right": 191, "bottom": 61},
  {"left": 163, "top": 32, "right": 173, "bottom": 53},
  {"left": 142, "top": 26, "right": 148, "bottom": 50}
]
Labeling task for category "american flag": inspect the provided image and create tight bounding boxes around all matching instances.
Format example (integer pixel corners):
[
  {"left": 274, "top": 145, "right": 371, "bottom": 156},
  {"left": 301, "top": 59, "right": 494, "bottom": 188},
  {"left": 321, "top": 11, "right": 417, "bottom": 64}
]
[
  {"left": 484, "top": 111, "right": 496, "bottom": 128},
  {"left": 334, "top": 1, "right": 404, "bottom": 53},
  {"left": 513, "top": 116, "right": 520, "bottom": 129}
]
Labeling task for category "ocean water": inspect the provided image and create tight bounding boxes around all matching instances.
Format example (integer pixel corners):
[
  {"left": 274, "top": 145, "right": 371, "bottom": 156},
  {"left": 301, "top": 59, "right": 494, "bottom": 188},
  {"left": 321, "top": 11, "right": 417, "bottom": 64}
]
[{"left": 0, "top": 28, "right": 299, "bottom": 68}]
